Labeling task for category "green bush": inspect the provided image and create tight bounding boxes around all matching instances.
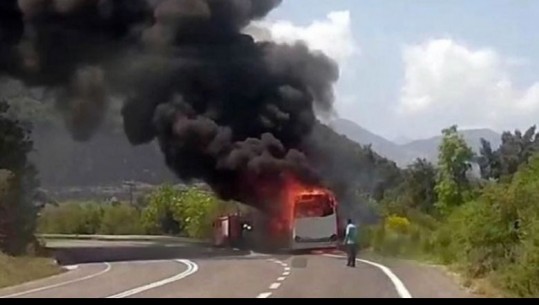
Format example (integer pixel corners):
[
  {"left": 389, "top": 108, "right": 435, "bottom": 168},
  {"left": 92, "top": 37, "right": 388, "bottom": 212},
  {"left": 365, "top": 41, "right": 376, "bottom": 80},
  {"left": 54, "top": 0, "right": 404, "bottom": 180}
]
[
  {"left": 373, "top": 155, "right": 539, "bottom": 297},
  {"left": 491, "top": 157, "right": 539, "bottom": 297},
  {"left": 38, "top": 185, "right": 240, "bottom": 240},
  {"left": 358, "top": 226, "right": 374, "bottom": 250},
  {"left": 38, "top": 202, "right": 104, "bottom": 234},
  {"left": 368, "top": 126, "right": 539, "bottom": 297},
  {"left": 368, "top": 215, "right": 430, "bottom": 257},
  {"left": 99, "top": 204, "right": 144, "bottom": 235},
  {"left": 141, "top": 185, "right": 240, "bottom": 239},
  {"left": 427, "top": 184, "right": 520, "bottom": 277},
  {"left": 170, "top": 187, "right": 228, "bottom": 239},
  {"left": 141, "top": 185, "right": 183, "bottom": 235},
  {"left": 497, "top": 220, "right": 539, "bottom": 297},
  {"left": 38, "top": 202, "right": 143, "bottom": 235}
]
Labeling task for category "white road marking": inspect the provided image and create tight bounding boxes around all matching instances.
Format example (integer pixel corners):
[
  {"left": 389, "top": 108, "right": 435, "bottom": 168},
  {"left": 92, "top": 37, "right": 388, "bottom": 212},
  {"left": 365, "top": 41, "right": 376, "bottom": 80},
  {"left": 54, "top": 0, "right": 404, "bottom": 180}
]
[
  {"left": 64, "top": 265, "right": 79, "bottom": 271},
  {"left": 0, "top": 263, "right": 112, "bottom": 298},
  {"left": 116, "top": 259, "right": 187, "bottom": 265},
  {"left": 256, "top": 258, "right": 292, "bottom": 298},
  {"left": 257, "top": 292, "right": 272, "bottom": 298},
  {"left": 248, "top": 251, "right": 270, "bottom": 258},
  {"left": 106, "top": 259, "right": 198, "bottom": 298},
  {"left": 323, "top": 254, "right": 413, "bottom": 298}
]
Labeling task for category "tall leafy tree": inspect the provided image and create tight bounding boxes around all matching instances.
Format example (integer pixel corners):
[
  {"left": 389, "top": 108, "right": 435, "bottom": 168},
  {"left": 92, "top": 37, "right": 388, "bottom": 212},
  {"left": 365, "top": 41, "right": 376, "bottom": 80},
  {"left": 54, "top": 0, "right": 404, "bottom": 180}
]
[
  {"left": 435, "top": 125, "right": 474, "bottom": 215},
  {"left": 380, "top": 158, "right": 437, "bottom": 216},
  {"left": 0, "top": 99, "right": 39, "bottom": 255},
  {"left": 478, "top": 138, "right": 501, "bottom": 180},
  {"left": 404, "top": 158, "right": 438, "bottom": 213},
  {"left": 141, "top": 185, "right": 183, "bottom": 235},
  {"left": 478, "top": 125, "right": 539, "bottom": 181}
]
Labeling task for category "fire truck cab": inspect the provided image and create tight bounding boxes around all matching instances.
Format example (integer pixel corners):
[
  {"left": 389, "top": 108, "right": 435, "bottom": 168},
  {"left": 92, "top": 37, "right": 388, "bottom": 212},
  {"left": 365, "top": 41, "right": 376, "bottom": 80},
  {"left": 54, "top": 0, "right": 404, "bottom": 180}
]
[{"left": 212, "top": 214, "right": 252, "bottom": 248}]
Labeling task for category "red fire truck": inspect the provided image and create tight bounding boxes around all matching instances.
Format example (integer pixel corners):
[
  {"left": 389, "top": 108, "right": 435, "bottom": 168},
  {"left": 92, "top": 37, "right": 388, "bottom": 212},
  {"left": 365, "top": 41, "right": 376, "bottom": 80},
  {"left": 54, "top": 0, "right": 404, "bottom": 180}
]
[{"left": 212, "top": 214, "right": 244, "bottom": 248}]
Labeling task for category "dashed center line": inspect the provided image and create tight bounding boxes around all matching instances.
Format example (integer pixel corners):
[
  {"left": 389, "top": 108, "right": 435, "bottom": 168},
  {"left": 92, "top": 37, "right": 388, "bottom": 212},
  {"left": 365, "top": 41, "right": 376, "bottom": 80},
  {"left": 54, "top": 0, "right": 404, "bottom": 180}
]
[
  {"left": 257, "top": 292, "right": 272, "bottom": 299},
  {"left": 255, "top": 258, "right": 292, "bottom": 298}
]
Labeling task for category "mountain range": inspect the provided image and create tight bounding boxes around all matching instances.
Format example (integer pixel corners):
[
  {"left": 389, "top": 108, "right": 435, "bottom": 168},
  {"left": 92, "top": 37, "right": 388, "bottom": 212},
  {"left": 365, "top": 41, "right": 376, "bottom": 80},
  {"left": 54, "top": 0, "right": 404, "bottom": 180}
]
[{"left": 329, "top": 118, "right": 502, "bottom": 167}]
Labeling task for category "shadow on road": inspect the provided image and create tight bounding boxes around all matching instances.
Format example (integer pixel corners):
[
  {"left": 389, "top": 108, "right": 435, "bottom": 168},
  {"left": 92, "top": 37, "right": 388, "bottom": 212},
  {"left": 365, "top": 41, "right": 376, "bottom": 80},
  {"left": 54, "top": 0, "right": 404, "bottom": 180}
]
[
  {"left": 50, "top": 244, "right": 252, "bottom": 266},
  {"left": 47, "top": 238, "right": 345, "bottom": 266}
]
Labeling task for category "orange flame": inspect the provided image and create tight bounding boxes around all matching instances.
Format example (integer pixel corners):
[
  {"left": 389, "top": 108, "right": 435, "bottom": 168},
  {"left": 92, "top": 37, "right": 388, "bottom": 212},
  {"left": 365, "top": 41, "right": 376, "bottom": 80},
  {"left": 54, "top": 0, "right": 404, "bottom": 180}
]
[{"left": 278, "top": 173, "right": 336, "bottom": 230}]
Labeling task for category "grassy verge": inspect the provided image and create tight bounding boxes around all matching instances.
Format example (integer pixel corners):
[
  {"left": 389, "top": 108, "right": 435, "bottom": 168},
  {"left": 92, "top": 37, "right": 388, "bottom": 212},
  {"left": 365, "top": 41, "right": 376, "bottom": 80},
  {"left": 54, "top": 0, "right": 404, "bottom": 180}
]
[
  {"left": 363, "top": 214, "right": 507, "bottom": 298},
  {"left": 0, "top": 253, "right": 63, "bottom": 289},
  {"left": 364, "top": 213, "right": 522, "bottom": 298}
]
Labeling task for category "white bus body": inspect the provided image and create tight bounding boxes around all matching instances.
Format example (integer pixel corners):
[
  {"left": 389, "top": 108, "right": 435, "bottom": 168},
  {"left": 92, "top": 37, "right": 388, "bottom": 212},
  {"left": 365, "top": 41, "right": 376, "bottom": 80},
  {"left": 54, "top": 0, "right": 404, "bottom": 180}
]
[
  {"left": 287, "top": 192, "right": 340, "bottom": 251},
  {"left": 290, "top": 213, "right": 339, "bottom": 250}
]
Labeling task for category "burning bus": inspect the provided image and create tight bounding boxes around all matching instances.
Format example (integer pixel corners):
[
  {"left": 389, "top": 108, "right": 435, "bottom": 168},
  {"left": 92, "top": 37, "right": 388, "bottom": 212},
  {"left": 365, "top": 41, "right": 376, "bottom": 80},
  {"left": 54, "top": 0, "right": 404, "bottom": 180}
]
[
  {"left": 213, "top": 176, "right": 343, "bottom": 252},
  {"left": 290, "top": 189, "right": 340, "bottom": 250}
]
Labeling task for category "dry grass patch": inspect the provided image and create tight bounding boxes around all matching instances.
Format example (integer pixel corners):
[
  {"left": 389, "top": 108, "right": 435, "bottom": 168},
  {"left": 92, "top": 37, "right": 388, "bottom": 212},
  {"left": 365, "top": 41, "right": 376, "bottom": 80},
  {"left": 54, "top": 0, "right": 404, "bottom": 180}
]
[{"left": 0, "top": 253, "right": 63, "bottom": 289}]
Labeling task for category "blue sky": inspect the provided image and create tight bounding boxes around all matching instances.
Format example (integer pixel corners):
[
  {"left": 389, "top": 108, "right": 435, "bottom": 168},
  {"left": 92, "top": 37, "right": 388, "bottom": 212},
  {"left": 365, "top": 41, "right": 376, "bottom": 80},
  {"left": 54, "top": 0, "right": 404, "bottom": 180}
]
[{"left": 256, "top": 0, "right": 539, "bottom": 141}]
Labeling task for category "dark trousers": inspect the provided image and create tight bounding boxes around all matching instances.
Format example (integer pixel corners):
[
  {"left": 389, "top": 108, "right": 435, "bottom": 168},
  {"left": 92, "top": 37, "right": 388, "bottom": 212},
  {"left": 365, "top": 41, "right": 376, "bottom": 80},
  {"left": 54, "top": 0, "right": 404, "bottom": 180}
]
[{"left": 346, "top": 244, "right": 357, "bottom": 267}]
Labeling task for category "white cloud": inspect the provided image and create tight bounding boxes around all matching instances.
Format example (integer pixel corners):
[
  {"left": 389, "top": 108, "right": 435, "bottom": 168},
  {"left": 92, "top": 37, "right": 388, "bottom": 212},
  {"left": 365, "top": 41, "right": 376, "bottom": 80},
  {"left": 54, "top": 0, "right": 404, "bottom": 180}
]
[
  {"left": 397, "top": 39, "right": 539, "bottom": 138},
  {"left": 245, "top": 11, "right": 359, "bottom": 67}
]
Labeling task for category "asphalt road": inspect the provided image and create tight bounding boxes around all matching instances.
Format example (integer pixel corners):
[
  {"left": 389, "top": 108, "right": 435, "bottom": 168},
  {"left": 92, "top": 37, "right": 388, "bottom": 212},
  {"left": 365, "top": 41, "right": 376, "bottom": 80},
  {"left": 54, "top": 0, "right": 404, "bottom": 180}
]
[{"left": 0, "top": 238, "right": 477, "bottom": 298}]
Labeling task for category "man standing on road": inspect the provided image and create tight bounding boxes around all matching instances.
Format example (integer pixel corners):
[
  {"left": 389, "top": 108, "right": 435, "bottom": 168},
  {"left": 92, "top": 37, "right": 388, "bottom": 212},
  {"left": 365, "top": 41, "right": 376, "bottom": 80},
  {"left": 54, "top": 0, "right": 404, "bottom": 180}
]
[{"left": 344, "top": 219, "right": 358, "bottom": 267}]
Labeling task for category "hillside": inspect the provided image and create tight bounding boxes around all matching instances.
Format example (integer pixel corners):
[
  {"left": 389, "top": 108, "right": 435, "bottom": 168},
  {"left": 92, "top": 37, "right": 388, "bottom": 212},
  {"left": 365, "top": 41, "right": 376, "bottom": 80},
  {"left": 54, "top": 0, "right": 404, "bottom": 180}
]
[
  {"left": 30, "top": 125, "right": 178, "bottom": 188},
  {"left": 25, "top": 120, "right": 403, "bottom": 222},
  {"left": 329, "top": 119, "right": 417, "bottom": 166},
  {"left": 402, "top": 128, "right": 502, "bottom": 162},
  {"left": 330, "top": 118, "right": 502, "bottom": 166}
]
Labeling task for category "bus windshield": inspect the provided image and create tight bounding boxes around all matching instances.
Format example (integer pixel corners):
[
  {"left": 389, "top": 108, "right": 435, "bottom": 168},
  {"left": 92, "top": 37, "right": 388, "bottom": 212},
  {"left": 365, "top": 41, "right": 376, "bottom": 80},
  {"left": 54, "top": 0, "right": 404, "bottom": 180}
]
[{"left": 294, "top": 194, "right": 334, "bottom": 218}]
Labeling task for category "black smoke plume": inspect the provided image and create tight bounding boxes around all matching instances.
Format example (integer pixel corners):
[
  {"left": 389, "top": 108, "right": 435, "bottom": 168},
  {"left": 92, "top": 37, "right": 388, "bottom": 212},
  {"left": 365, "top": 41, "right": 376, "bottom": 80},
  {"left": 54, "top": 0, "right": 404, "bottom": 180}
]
[{"left": 0, "top": 0, "right": 339, "bottom": 212}]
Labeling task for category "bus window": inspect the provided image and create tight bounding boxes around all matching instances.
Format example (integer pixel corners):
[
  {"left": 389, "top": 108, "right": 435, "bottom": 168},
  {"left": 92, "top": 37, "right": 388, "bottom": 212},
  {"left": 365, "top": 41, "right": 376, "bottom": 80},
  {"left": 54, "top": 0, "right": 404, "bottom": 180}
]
[{"left": 294, "top": 195, "right": 334, "bottom": 218}]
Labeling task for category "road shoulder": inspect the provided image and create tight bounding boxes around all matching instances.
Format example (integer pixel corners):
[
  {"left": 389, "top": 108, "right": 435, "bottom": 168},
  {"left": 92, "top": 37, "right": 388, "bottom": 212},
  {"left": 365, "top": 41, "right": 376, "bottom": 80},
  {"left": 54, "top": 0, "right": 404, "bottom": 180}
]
[
  {"left": 0, "top": 262, "right": 106, "bottom": 298},
  {"left": 358, "top": 254, "right": 481, "bottom": 298}
]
